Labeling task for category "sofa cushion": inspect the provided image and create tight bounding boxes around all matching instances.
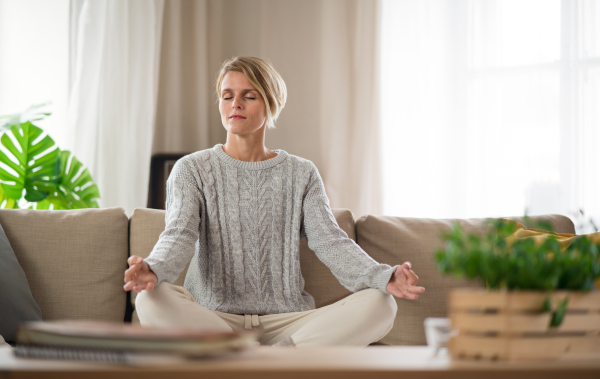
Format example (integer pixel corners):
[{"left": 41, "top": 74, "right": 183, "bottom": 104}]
[
  {"left": 355, "top": 214, "right": 575, "bottom": 346},
  {"left": 506, "top": 214, "right": 576, "bottom": 234},
  {"left": 128, "top": 207, "right": 357, "bottom": 323},
  {"left": 0, "top": 222, "right": 42, "bottom": 342},
  {"left": 0, "top": 208, "right": 129, "bottom": 323}
]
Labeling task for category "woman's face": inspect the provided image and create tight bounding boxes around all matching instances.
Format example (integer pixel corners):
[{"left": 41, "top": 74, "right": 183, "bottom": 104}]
[{"left": 219, "top": 71, "right": 267, "bottom": 136}]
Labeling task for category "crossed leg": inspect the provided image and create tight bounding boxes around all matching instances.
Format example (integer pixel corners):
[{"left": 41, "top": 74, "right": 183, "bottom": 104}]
[{"left": 136, "top": 282, "right": 397, "bottom": 347}]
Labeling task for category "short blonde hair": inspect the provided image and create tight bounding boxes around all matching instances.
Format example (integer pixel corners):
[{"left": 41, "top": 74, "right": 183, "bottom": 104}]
[{"left": 216, "top": 56, "right": 287, "bottom": 129}]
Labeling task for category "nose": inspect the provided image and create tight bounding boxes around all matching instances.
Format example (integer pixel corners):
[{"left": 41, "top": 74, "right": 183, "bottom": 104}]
[{"left": 231, "top": 96, "right": 242, "bottom": 109}]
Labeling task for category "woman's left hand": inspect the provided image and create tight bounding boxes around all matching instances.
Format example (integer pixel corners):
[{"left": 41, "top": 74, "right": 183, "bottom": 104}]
[{"left": 386, "top": 262, "right": 425, "bottom": 299}]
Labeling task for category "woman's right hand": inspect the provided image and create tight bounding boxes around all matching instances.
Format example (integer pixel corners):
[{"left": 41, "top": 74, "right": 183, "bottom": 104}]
[{"left": 124, "top": 256, "right": 158, "bottom": 293}]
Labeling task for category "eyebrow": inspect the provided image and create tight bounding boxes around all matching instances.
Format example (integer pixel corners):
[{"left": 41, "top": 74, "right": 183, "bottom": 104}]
[{"left": 221, "top": 88, "right": 258, "bottom": 94}]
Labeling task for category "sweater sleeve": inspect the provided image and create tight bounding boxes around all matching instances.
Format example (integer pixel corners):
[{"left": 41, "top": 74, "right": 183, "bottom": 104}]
[
  {"left": 301, "top": 163, "right": 397, "bottom": 294},
  {"left": 144, "top": 159, "right": 202, "bottom": 285}
]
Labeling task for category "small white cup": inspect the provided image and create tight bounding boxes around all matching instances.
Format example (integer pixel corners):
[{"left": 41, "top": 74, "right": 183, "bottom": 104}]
[{"left": 424, "top": 317, "right": 455, "bottom": 355}]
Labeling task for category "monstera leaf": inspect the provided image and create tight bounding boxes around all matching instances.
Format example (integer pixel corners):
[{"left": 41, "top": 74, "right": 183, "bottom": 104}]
[
  {"left": 0, "top": 183, "right": 18, "bottom": 209},
  {"left": 0, "top": 122, "right": 60, "bottom": 202},
  {"left": 0, "top": 106, "right": 100, "bottom": 210},
  {"left": 35, "top": 150, "right": 100, "bottom": 210},
  {"left": 0, "top": 103, "right": 51, "bottom": 134}
]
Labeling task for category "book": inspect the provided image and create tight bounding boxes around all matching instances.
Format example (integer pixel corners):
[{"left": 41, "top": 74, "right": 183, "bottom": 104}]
[
  {"left": 14, "top": 320, "right": 259, "bottom": 361},
  {"left": 13, "top": 344, "right": 130, "bottom": 363}
]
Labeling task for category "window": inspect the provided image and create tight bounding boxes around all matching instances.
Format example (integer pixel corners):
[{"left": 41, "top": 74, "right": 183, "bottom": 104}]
[
  {"left": 0, "top": 0, "right": 70, "bottom": 148},
  {"left": 380, "top": 0, "right": 599, "bottom": 231}
]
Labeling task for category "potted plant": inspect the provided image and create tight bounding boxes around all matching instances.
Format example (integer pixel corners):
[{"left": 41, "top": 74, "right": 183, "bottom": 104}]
[
  {"left": 0, "top": 104, "right": 100, "bottom": 209},
  {"left": 435, "top": 217, "right": 600, "bottom": 360}
]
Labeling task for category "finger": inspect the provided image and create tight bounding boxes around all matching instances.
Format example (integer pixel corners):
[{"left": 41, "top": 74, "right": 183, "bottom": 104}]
[
  {"left": 391, "top": 289, "right": 405, "bottom": 298},
  {"left": 402, "top": 268, "right": 414, "bottom": 285},
  {"left": 403, "top": 265, "right": 417, "bottom": 278},
  {"left": 398, "top": 287, "right": 419, "bottom": 299},
  {"left": 127, "top": 255, "right": 144, "bottom": 267},
  {"left": 391, "top": 285, "right": 410, "bottom": 299},
  {"left": 403, "top": 267, "right": 419, "bottom": 285},
  {"left": 406, "top": 285, "right": 426, "bottom": 294},
  {"left": 133, "top": 283, "right": 148, "bottom": 292},
  {"left": 124, "top": 280, "right": 135, "bottom": 291},
  {"left": 127, "top": 256, "right": 139, "bottom": 266},
  {"left": 147, "top": 282, "right": 154, "bottom": 292},
  {"left": 125, "top": 263, "right": 141, "bottom": 276},
  {"left": 400, "top": 266, "right": 409, "bottom": 280},
  {"left": 402, "top": 261, "right": 412, "bottom": 269},
  {"left": 124, "top": 263, "right": 141, "bottom": 282},
  {"left": 124, "top": 268, "right": 134, "bottom": 284},
  {"left": 397, "top": 265, "right": 411, "bottom": 281}
]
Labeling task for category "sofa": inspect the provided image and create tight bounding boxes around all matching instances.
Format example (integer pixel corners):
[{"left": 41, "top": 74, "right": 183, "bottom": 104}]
[{"left": 0, "top": 207, "right": 575, "bottom": 346}]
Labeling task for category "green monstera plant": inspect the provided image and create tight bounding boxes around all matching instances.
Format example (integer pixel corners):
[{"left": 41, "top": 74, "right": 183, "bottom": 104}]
[{"left": 0, "top": 104, "right": 100, "bottom": 209}]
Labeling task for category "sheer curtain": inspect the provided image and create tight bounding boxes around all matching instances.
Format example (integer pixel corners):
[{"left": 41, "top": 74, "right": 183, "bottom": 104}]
[
  {"left": 67, "top": 0, "right": 165, "bottom": 215},
  {"left": 380, "top": 0, "right": 599, "bottom": 232},
  {"left": 317, "top": 0, "right": 383, "bottom": 218}
]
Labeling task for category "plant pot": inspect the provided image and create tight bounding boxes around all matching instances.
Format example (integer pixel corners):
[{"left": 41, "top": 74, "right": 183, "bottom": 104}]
[{"left": 448, "top": 288, "right": 600, "bottom": 361}]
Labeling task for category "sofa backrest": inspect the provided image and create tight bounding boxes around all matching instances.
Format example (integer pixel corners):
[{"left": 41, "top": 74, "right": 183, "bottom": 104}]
[
  {"left": 3, "top": 206, "right": 573, "bottom": 346},
  {"left": 129, "top": 208, "right": 575, "bottom": 345},
  {"left": 128, "top": 207, "right": 357, "bottom": 324},
  {"left": 355, "top": 213, "right": 576, "bottom": 346},
  {"left": 0, "top": 207, "right": 128, "bottom": 323}
]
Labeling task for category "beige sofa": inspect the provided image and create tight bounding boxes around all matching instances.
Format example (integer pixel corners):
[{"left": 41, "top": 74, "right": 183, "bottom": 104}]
[{"left": 0, "top": 207, "right": 575, "bottom": 346}]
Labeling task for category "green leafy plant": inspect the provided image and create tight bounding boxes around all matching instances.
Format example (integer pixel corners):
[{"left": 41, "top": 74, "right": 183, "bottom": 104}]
[
  {"left": 0, "top": 105, "right": 100, "bottom": 209},
  {"left": 0, "top": 103, "right": 51, "bottom": 133},
  {"left": 435, "top": 217, "right": 600, "bottom": 327}
]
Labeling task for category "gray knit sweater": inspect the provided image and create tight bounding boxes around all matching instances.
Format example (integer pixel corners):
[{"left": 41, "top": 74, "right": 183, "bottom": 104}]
[{"left": 145, "top": 144, "right": 396, "bottom": 315}]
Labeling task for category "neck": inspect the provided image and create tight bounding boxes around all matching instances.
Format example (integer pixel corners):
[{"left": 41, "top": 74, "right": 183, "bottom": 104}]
[{"left": 222, "top": 132, "right": 276, "bottom": 162}]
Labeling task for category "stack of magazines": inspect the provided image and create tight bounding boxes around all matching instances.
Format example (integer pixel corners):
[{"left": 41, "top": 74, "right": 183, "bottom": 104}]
[{"left": 13, "top": 320, "right": 259, "bottom": 363}]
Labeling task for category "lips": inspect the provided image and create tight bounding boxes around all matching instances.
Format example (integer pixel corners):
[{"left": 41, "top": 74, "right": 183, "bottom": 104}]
[{"left": 230, "top": 115, "right": 246, "bottom": 120}]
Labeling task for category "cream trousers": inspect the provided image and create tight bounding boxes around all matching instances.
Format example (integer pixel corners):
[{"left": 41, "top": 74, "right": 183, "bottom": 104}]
[{"left": 136, "top": 282, "right": 397, "bottom": 347}]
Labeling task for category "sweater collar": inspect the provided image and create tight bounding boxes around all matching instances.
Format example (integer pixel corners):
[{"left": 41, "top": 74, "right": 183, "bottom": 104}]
[{"left": 212, "top": 144, "right": 288, "bottom": 170}]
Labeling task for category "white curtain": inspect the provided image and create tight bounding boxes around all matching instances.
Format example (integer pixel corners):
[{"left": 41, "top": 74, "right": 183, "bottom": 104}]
[
  {"left": 67, "top": 0, "right": 164, "bottom": 216},
  {"left": 318, "top": 0, "right": 382, "bottom": 218},
  {"left": 380, "top": 0, "right": 600, "bottom": 232}
]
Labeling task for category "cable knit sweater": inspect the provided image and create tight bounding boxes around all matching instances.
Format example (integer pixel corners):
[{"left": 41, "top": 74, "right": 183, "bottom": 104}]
[{"left": 145, "top": 144, "right": 397, "bottom": 315}]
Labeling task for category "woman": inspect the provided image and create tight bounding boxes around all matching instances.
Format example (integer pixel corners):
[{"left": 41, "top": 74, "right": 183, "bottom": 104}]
[{"left": 124, "top": 56, "right": 425, "bottom": 347}]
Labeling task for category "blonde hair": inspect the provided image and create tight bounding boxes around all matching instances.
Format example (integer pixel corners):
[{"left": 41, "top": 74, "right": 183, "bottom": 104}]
[{"left": 216, "top": 56, "right": 287, "bottom": 129}]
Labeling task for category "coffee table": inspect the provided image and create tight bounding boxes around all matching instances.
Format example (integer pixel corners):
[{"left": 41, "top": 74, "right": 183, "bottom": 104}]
[{"left": 1, "top": 344, "right": 600, "bottom": 379}]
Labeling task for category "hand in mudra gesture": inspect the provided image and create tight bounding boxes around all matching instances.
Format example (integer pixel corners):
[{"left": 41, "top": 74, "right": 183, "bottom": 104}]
[
  {"left": 123, "top": 256, "right": 158, "bottom": 293},
  {"left": 386, "top": 262, "right": 425, "bottom": 299}
]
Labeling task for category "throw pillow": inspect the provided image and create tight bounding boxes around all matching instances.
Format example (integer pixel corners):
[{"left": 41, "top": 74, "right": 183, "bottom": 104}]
[
  {"left": 504, "top": 219, "right": 600, "bottom": 290},
  {"left": 0, "top": 222, "right": 42, "bottom": 343}
]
